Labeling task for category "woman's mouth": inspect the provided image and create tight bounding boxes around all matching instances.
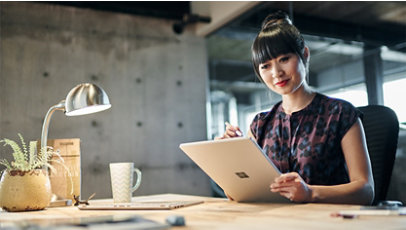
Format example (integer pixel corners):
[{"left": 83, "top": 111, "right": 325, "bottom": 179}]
[{"left": 275, "top": 80, "right": 289, "bottom": 87}]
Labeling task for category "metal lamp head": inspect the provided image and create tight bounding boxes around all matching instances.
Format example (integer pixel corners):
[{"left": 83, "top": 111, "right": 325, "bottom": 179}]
[
  {"left": 41, "top": 83, "right": 111, "bottom": 150},
  {"left": 65, "top": 83, "right": 111, "bottom": 116}
]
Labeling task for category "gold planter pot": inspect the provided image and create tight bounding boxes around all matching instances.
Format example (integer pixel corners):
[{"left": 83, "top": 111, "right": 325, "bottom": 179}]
[{"left": 0, "top": 169, "right": 52, "bottom": 212}]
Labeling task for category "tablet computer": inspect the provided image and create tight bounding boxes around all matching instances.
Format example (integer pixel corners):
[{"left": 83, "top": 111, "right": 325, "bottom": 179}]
[{"left": 179, "top": 137, "right": 289, "bottom": 203}]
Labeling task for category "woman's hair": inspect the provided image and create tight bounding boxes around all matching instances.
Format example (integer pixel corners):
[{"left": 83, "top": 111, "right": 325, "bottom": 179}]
[{"left": 251, "top": 11, "right": 307, "bottom": 81}]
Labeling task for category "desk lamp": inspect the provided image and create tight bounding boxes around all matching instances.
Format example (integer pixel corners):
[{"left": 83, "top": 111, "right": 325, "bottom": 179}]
[{"left": 41, "top": 83, "right": 111, "bottom": 151}]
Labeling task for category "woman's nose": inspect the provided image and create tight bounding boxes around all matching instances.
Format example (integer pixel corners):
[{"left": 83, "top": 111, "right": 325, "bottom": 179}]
[{"left": 271, "top": 64, "right": 283, "bottom": 78}]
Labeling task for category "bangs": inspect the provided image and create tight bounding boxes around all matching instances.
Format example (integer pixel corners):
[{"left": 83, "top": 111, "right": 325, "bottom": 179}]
[{"left": 252, "top": 29, "right": 297, "bottom": 66}]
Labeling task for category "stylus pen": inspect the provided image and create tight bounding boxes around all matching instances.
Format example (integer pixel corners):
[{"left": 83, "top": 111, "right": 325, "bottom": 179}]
[{"left": 225, "top": 121, "right": 243, "bottom": 137}]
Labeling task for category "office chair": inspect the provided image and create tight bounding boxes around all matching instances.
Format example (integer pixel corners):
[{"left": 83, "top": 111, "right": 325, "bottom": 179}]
[{"left": 358, "top": 105, "right": 399, "bottom": 205}]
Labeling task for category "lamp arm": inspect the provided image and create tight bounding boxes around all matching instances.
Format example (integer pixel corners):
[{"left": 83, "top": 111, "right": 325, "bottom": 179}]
[{"left": 41, "top": 100, "right": 66, "bottom": 151}]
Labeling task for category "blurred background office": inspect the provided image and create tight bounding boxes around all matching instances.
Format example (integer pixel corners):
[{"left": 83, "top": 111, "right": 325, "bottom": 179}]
[{"left": 0, "top": 2, "right": 405, "bottom": 203}]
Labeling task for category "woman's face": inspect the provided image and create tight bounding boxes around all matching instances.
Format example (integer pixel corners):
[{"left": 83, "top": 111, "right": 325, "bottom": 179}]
[{"left": 258, "top": 51, "right": 307, "bottom": 96}]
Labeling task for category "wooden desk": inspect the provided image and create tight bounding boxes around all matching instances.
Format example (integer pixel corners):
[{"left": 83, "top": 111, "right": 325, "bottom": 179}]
[{"left": 1, "top": 194, "right": 405, "bottom": 229}]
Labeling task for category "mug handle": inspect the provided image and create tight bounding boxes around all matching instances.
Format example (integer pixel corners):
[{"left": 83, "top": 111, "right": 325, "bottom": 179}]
[{"left": 131, "top": 168, "right": 142, "bottom": 193}]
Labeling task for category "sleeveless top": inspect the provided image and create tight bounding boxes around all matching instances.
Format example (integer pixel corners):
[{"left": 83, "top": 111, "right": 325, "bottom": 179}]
[{"left": 250, "top": 93, "right": 361, "bottom": 185}]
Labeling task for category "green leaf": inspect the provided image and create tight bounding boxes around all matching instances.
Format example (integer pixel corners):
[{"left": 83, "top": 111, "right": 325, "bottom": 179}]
[
  {"left": 2, "top": 138, "right": 23, "bottom": 158},
  {"left": 0, "top": 134, "right": 68, "bottom": 173},
  {"left": 18, "top": 133, "right": 29, "bottom": 162},
  {"left": 0, "top": 159, "right": 12, "bottom": 170},
  {"left": 29, "top": 141, "right": 37, "bottom": 166}
]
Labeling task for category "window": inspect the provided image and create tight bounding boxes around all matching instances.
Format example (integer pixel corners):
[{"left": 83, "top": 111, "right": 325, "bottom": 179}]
[
  {"left": 324, "top": 84, "right": 368, "bottom": 107},
  {"left": 384, "top": 78, "right": 406, "bottom": 123}
]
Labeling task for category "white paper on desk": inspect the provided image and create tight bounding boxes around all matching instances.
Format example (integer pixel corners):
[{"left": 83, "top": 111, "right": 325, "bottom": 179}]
[{"left": 339, "top": 207, "right": 406, "bottom": 216}]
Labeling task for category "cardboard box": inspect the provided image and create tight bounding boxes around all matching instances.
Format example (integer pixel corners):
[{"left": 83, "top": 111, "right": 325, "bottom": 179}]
[{"left": 39, "top": 139, "right": 81, "bottom": 201}]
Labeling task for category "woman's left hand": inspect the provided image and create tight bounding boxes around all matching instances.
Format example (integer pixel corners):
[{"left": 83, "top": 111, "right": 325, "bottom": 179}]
[{"left": 270, "top": 172, "right": 313, "bottom": 203}]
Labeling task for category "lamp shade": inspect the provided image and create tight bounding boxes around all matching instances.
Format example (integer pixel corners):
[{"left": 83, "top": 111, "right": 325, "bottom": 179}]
[{"left": 65, "top": 83, "right": 111, "bottom": 116}]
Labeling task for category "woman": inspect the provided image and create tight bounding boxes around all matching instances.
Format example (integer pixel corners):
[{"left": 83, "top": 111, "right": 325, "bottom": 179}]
[{"left": 220, "top": 11, "right": 374, "bottom": 205}]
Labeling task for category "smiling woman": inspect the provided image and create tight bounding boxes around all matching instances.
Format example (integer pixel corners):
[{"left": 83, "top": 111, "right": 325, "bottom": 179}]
[
  {"left": 257, "top": 52, "right": 308, "bottom": 100},
  {"left": 217, "top": 10, "right": 375, "bottom": 205}
]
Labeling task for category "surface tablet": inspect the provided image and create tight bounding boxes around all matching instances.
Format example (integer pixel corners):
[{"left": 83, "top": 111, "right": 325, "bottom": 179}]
[{"left": 180, "top": 137, "right": 289, "bottom": 203}]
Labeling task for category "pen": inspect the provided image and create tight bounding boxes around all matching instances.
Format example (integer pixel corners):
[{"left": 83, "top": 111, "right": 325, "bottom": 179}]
[{"left": 225, "top": 121, "right": 243, "bottom": 137}]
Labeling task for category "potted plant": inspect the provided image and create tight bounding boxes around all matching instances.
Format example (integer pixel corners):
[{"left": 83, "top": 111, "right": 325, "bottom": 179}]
[{"left": 0, "top": 133, "right": 60, "bottom": 212}]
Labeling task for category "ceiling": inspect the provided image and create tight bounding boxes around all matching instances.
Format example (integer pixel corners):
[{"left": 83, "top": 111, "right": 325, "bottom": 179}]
[
  {"left": 47, "top": 2, "right": 406, "bottom": 45},
  {"left": 47, "top": 1, "right": 190, "bottom": 21},
  {"left": 208, "top": 1, "right": 406, "bottom": 87},
  {"left": 231, "top": 2, "right": 406, "bottom": 47},
  {"left": 45, "top": 2, "right": 406, "bottom": 88}
]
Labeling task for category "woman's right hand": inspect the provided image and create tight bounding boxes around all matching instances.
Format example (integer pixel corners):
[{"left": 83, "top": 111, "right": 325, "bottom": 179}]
[{"left": 215, "top": 122, "right": 243, "bottom": 140}]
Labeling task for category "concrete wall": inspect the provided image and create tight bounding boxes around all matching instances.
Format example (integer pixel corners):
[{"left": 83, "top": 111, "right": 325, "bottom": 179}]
[{"left": 0, "top": 2, "right": 212, "bottom": 198}]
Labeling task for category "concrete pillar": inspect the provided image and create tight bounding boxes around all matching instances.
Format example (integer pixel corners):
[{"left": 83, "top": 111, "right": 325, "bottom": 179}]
[{"left": 363, "top": 45, "right": 384, "bottom": 105}]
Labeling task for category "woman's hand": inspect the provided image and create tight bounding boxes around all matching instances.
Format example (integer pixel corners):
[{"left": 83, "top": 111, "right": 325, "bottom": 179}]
[
  {"left": 215, "top": 122, "right": 243, "bottom": 140},
  {"left": 270, "top": 172, "right": 313, "bottom": 203}
]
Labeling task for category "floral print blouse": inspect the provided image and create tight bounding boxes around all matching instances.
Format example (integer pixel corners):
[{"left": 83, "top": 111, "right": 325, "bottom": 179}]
[{"left": 250, "top": 93, "right": 361, "bottom": 185}]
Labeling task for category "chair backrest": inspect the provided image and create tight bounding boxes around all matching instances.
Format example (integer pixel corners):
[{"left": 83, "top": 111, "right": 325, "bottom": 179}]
[{"left": 357, "top": 105, "right": 399, "bottom": 205}]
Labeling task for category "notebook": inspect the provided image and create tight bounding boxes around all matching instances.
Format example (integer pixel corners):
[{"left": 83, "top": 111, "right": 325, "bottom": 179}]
[
  {"left": 179, "top": 137, "right": 290, "bottom": 203},
  {"left": 78, "top": 200, "right": 204, "bottom": 210}
]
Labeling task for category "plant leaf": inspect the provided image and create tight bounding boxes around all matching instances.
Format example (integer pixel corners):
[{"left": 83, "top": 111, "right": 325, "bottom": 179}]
[
  {"left": 29, "top": 141, "right": 37, "bottom": 167},
  {"left": 0, "top": 159, "right": 12, "bottom": 170},
  {"left": 18, "top": 133, "right": 29, "bottom": 162},
  {"left": 0, "top": 134, "right": 64, "bottom": 172},
  {"left": 1, "top": 138, "right": 23, "bottom": 158}
]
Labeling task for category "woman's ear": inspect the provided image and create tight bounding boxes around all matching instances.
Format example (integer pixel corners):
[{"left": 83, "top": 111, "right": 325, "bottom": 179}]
[
  {"left": 304, "top": 46, "right": 310, "bottom": 61},
  {"left": 303, "top": 47, "right": 310, "bottom": 79}
]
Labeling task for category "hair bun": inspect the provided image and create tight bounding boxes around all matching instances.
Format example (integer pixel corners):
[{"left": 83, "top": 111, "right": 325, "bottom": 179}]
[{"left": 261, "top": 10, "right": 292, "bottom": 30}]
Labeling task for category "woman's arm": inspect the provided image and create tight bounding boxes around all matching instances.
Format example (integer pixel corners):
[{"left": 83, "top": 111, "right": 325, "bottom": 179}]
[
  {"left": 271, "top": 119, "right": 375, "bottom": 205},
  {"left": 310, "top": 118, "right": 374, "bottom": 204}
]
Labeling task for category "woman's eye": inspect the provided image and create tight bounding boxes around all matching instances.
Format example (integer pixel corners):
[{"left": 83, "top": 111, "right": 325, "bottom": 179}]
[
  {"left": 280, "top": 56, "right": 289, "bottom": 62},
  {"left": 260, "top": 64, "right": 269, "bottom": 69}
]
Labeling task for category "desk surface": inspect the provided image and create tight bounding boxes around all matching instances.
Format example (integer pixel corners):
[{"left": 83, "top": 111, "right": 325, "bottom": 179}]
[{"left": 1, "top": 193, "right": 405, "bottom": 229}]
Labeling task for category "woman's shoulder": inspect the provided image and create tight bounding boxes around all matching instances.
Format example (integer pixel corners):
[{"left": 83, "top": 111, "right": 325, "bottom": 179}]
[
  {"left": 250, "top": 101, "right": 283, "bottom": 139},
  {"left": 254, "top": 101, "right": 283, "bottom": 121},
  {"left": 315, "top": 93, "right": 360, "bottom": 119},
  {"left": 317, "top": 93, "right": 357, "bottom": 109}
]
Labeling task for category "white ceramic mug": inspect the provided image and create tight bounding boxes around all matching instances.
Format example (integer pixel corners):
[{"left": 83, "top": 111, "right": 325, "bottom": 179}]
[{"left": 109, "top": 162, "right": 142, "bottom": 203}]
